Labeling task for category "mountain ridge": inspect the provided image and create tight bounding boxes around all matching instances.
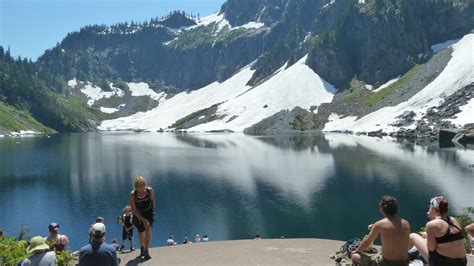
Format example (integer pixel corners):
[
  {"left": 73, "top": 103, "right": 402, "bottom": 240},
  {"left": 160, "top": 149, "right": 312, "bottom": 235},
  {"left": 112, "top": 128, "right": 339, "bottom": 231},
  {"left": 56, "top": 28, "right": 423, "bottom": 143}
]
[{"left": 0, "top": 0, "right": 473, "bottom": 137}]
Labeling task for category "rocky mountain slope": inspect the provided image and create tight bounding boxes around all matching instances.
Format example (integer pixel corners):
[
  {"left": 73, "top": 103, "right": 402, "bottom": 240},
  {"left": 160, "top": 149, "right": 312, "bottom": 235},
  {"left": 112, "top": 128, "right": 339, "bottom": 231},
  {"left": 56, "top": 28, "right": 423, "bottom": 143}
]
[{"left": 1, "top": 0, "right": 473, "bottom": 137}]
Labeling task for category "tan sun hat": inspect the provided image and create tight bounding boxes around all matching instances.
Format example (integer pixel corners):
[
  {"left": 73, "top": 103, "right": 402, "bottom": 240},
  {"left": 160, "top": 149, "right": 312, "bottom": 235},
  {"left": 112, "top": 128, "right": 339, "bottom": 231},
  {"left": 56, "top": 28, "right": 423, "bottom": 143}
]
[{"left": 26, "top": 236, "right": 50, "bottom": 254}]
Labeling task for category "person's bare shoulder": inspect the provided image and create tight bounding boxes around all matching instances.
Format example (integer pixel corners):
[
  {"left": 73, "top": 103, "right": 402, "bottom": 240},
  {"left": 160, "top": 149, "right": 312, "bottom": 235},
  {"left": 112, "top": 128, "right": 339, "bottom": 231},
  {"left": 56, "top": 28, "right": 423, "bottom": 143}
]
[
  {"left": 401, "top": 218, "right": 410, "bottom": 228},
  {"left": 374, "top": 218, "right": 389, "bottom": 228}
]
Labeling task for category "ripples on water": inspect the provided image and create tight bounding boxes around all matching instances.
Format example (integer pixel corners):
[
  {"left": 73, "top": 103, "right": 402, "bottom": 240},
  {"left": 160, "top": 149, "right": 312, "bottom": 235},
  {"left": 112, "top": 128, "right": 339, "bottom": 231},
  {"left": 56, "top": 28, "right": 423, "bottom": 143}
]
[{"left": 0, "top": 132, "right": 472, "bottom": 250}]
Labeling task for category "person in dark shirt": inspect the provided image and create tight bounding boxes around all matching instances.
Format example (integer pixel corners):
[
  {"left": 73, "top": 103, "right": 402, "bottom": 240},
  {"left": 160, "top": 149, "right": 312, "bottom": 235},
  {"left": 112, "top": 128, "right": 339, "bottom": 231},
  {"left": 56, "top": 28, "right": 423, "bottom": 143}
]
[
  {"left": 118, "top": 205, "right": 135, "bottom": 252},
  {"left": 79, "top": 223, "right": 118, "bottom": 266},
  {"left": 130, "top": 176, "right": 155, "bottom": 261}
]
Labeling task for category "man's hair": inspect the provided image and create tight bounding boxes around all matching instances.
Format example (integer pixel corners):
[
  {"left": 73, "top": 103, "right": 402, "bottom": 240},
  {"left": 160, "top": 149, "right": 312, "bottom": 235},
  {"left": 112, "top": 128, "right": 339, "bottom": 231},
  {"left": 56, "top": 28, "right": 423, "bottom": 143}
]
[
  {"left": 379, "top": 195, "right": 398, "bottom": 217},
  {"left": 92, "top": 232, "right": 105, "bottom": 240}
]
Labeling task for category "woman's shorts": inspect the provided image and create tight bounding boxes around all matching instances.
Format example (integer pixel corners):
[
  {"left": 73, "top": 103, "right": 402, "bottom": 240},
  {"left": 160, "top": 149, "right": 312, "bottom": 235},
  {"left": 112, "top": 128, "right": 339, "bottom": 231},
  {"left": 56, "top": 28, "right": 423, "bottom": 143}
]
[{"left": 132, "top": 210, "right": 154, "bottom": 233}]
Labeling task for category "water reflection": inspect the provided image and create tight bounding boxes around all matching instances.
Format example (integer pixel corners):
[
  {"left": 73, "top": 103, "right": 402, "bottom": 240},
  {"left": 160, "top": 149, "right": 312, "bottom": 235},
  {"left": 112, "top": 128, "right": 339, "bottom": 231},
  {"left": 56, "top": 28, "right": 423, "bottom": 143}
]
[{"left": 0, "top": 133, "right": 472, "bottom": 250}]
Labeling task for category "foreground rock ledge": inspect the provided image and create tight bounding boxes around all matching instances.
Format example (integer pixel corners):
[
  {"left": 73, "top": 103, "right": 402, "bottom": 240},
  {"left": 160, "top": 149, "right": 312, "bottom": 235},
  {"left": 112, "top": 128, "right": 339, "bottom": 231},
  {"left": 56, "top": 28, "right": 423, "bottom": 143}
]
[{"left": 114, "top": 238, "right": 473, "bottom": 265}]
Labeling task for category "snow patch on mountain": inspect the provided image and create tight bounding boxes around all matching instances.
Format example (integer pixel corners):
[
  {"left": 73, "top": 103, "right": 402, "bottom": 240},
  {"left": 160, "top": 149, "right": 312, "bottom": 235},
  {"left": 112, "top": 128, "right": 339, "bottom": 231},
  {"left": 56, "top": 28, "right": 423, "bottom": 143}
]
[
  {"left": 127, "top": 82, "right": 163, "bottom": 101},
  {"left": 99, "top": 65, "right": 256, "bottom": 131},
  {"left": 100, "top": 107, "right": 119, "bottom": 114},
  {"left": 195, "top": 13, "right": 230, "bottom": 31},
  {"left": 324, "top": 34, "right": 474, "bottom": 133},
  {"left": 68, "top": 78, "right": 77, "bottom": 87},
  {"left": 374, "top": 76, "right": 400, "bottom": 92},
  {"left": 189, "top": 55, "right": 337, "bottom": 132},
  {"left": 447, "top": 98, "right": 474, "bottom": 127},
  {"left": 68, "top": 80, "right": 125, "bottom": 106},
  {"left": 193, "top": 13, "right": 264, "bottom": 32},
  {"left": 80, "top": 83, "right": 116, "bottom": 107}
]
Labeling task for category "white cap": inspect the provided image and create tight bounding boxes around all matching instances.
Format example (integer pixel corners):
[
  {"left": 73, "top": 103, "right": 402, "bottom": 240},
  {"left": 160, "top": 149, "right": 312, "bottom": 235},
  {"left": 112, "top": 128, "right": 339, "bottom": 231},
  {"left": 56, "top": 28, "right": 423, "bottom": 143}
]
[{"left": 91, "top": 223, "right": 106, "bottom": 234}]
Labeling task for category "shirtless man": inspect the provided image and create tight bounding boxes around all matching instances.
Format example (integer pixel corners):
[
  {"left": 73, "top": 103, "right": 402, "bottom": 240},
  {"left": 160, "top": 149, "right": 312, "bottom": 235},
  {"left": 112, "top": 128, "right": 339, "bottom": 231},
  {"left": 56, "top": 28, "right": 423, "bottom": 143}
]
[{"left": 351, "top": 196, "right": 410, "bottom": 266}]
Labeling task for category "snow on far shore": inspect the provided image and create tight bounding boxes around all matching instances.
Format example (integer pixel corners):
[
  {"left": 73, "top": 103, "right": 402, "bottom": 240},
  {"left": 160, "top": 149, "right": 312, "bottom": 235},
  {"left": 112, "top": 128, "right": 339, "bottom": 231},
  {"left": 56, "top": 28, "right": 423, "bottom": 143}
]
[
  {"left": 100, "top": 56, "right": 336, "bottom": 132},
  {"left": 99, "top": 64, "right": 256, "bottom": 131},
  {"left": 447, "top": 98, "right": 474, "bottom": 127},
  {"left": 324, "top": 33, "right": 474, "bottom": 133},
  {"left": 190, "top": 55, "right": 336, "bottom": 132}
]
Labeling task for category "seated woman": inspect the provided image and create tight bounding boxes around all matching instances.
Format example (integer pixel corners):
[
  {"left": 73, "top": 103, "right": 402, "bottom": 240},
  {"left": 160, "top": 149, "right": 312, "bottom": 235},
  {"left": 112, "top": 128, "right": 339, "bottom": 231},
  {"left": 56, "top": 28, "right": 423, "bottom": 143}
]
[{"left": 410, "top": 196, "right": 467, "bottom": 266}]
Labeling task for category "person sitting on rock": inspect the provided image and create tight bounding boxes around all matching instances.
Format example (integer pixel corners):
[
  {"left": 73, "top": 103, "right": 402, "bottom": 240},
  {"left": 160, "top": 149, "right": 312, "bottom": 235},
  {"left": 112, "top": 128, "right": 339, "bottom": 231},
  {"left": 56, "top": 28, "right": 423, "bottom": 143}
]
[
  {"left": 351, "top": 195, "right": 411, "bottom": 266},
  {"left": 20, "top": 236, "right": 56, "bottom": 266},
  {"left": 410, "top": 197, "right": 467, "bottom": 265},
  {"left": 183, "top": 237, "right": 192, "bottom": 244},
  {"left": 167, "top": 235, "right": 177, "bottom": 246}
]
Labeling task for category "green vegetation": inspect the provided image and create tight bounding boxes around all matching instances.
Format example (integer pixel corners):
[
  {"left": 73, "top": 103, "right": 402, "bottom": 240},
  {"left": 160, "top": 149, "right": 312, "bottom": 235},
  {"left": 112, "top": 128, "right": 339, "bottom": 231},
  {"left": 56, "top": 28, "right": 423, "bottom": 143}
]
[
  {"left": 0, "top": 46, "right": 99, "bottom": 132},
  {"left": 457, "top": 207, "right": 474, "bottom": 252},
  {"left": 170, "top": 24, "right": 251, "bottom": 51},
  {"left": 364, "top": 64, "right": 421, "bottom": 106},
  {"left": 0, "top": 101, "right": 52, "bottom": 133},
  {"left": 0, "top": 234, "right": 73, "bottom": 266},
  {"left": 343, "top": 88, "right": 365, "bottom": 102}
]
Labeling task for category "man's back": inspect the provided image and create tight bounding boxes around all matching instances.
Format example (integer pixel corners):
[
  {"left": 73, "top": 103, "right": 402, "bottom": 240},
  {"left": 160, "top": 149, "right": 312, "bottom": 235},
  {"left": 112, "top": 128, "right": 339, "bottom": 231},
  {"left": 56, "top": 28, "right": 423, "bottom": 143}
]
[
  {"left": 378, "top": 217, "right": 410, "bottom": 261},
  {"left": 79, "top": 241, "right": 118, "bottom": 266}
]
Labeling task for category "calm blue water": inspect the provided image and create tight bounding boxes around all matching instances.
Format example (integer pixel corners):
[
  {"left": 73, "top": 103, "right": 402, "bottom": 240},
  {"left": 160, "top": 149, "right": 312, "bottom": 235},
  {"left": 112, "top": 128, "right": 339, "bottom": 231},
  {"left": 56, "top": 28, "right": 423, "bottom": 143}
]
[{"left": 0, "top": 132, "right": 472, "bottom": 251}]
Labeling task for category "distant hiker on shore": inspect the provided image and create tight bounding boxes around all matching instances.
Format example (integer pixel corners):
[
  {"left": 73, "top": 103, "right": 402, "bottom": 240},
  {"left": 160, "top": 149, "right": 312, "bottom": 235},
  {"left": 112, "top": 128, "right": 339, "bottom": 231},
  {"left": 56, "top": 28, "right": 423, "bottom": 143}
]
[
  {"left": 410, "top": 196, "right": 467, "bottom": 265},
  {"left": 45, "top": 223, "right": 69, "bottom": 253},
  {"left": 351, "top": 195, "right": 410, "bottom": 266},
  {"left": 183, "top": 236, "right": 192, "bottom": 244},
  {"left": 130, "top": 176, "right": 155, "bottom": 261},
  {"left": 466, "top": 223, "right": 474, "bottom": 256},
  {"left": 195, "top": 233, "right": 202, "bottom": 242},
  {"left": 118, "top": 205, "right": 134, "bottom": 253},
  {"left": 79, "top": 223, "right": 118, "bottom": 266},
  {"left": 167, "top": 235, "right": 177, "bottom": 246}
]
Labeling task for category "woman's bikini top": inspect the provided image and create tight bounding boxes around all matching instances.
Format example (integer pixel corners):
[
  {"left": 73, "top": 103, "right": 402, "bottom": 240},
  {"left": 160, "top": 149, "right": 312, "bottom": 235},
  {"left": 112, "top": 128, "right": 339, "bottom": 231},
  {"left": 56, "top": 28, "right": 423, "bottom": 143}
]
[{"left": 435, "top": 217, "right": 464, "bottom": 244}]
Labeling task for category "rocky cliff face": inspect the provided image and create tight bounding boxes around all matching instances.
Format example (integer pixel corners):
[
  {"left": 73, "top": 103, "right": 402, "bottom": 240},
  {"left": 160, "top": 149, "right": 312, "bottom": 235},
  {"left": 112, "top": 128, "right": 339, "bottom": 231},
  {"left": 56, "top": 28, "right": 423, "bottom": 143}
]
[
  {"left": 37, "top": 0, "right": 474, "bottom": 93},
  {"left": 307, "top": 0, "right": 474, "bottom": 87}
]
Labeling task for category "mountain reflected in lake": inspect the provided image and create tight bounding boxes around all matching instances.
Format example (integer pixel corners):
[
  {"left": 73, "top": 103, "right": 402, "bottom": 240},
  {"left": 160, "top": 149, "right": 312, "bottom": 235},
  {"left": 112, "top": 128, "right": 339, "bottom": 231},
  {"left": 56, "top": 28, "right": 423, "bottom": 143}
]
[{"left": 0, "top": 133, "right": 472, "bottom": 250}]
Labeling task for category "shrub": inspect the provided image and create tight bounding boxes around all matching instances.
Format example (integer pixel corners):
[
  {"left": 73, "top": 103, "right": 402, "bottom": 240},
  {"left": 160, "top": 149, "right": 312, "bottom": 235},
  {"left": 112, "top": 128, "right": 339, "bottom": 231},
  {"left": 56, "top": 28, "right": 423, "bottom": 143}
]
[{"left": 0, "top": 235, "right": 73, "bottom": 266}]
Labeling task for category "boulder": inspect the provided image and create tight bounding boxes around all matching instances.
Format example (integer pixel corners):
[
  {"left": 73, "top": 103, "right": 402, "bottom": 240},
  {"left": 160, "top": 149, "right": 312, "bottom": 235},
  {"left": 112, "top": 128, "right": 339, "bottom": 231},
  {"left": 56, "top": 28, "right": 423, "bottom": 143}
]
[{"left": 439, "top": 129, "right": 459, "bottom": 148}]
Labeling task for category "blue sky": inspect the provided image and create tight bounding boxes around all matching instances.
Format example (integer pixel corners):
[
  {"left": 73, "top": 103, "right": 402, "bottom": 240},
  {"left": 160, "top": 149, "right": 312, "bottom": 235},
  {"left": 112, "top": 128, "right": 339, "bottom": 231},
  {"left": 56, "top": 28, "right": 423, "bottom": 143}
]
[{"left": 0, "top": 0, "right": 226, "bottom": 61}]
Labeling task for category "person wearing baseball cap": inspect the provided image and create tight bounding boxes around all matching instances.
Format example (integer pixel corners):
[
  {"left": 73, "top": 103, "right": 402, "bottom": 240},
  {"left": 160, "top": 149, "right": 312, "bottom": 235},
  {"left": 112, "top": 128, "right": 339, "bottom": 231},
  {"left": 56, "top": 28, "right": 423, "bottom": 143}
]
[
  {"left": 79, "top": 223, "right": 118, "bottom": 266},
  {"left": 45, "top": 222, "right": 69, "bottom": 253}
]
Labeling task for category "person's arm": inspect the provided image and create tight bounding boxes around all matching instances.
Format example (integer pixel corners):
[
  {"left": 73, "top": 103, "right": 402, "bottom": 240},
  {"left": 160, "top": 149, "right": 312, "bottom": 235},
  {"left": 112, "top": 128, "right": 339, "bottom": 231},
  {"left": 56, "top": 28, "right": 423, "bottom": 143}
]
[
  {"left": 353, "top": 222, "right": 380, "bottom": 253},
  {"left": 149, "top": 187, "right": 155, "bottom": 210},
  {"left": 426, "top": 221, "right": 437, "bottom": 252}
]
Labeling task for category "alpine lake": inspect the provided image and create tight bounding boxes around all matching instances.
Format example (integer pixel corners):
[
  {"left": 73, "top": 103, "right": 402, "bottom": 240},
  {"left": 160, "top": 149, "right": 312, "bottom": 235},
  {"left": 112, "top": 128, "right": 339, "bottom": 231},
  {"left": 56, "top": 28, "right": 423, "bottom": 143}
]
[{"left": 0, "top": 132, "right": 472, "bottom": 250}]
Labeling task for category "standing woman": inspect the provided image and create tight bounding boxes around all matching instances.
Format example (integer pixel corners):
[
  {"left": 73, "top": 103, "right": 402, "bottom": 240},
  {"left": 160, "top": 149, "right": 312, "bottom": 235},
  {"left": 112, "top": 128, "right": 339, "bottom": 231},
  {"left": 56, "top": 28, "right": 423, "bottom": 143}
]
[
  {"left": 130, "top": 176, "right": 155, "bottom": 261},
  {"left": 410, "top": 196, "right": 467, "bottom": 266}
]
